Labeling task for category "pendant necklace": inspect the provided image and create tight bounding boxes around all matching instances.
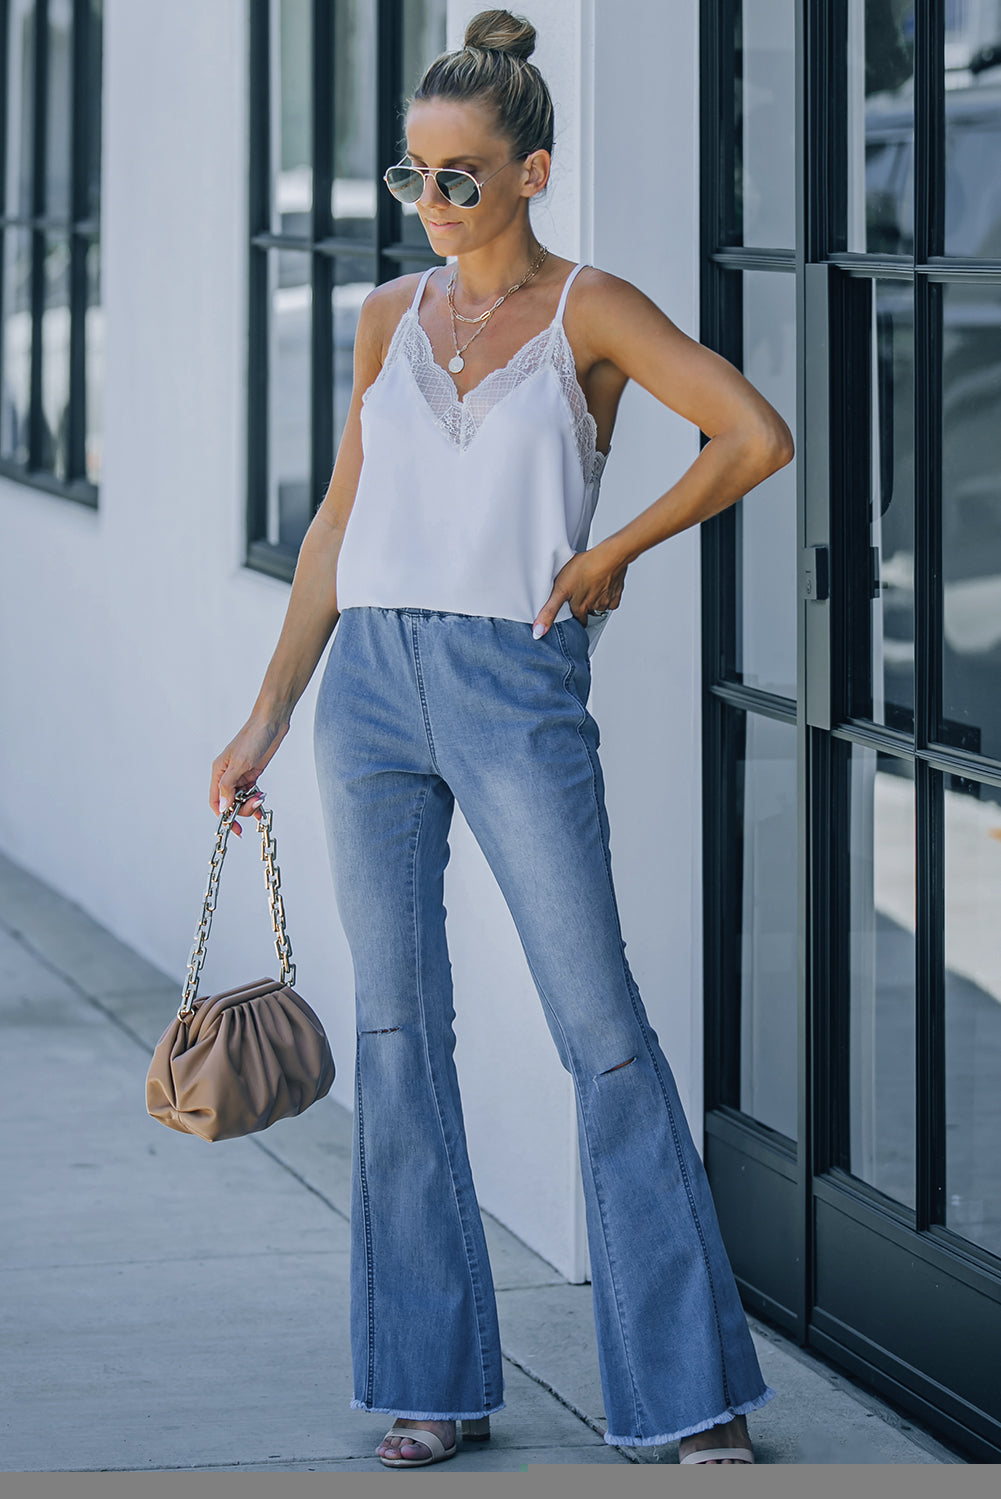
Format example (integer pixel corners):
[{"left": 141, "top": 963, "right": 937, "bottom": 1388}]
[{"left": 446, "top": 244, "right": 549, "bottom": 375}]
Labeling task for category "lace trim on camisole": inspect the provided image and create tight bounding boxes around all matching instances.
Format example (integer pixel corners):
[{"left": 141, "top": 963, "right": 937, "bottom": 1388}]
[{"left": 362, "top": 294, "right": 606, "bottom": 491}]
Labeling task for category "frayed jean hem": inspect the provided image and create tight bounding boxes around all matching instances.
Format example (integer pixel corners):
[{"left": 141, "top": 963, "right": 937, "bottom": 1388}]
[
  {"left": 603, "top": 1384, "right": 777, "bottom": 1447},
  {"left": 351, "top": 1400, "right": 506, "bottom": 1421}
]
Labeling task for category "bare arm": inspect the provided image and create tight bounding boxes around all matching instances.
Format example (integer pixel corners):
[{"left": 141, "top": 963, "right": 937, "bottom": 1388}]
[
  {"left": 209, "top": 281, "right": 400, "bottom": 824},
  {"left": 534, "top": 271, "right": 795, "bottom": 632}
]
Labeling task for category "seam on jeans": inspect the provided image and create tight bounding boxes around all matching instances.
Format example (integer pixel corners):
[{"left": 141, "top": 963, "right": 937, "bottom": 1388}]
[
  {"left": 518, "top": 944, "right": 642, "bottom": 1435},
  {"left": 553, "top": 622, "right": 735, "bottom": 1413},
  {"left": 354, "top": 1042, "right": 377, "bottom": 1409},
  {"left": 410, "top": 777, "right": 496, "bottom": 1411},
  {"left": 409, "top": 617, "right": 443, "bottom": 776}
]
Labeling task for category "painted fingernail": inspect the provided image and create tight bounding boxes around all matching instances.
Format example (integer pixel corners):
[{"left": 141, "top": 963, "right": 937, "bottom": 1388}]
[{"left": 532, "top": 622, "right": 545, "bottom": 639}]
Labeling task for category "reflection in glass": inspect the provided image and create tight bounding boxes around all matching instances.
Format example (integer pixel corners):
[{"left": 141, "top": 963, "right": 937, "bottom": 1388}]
[
  {"left": 944, "top": 1, "right": 1001, "bottom": 257},
  {"left": 332, "top": 0, "right": 377, "bottom": 235},
  {"left": 272, "top": 0, "right": 312, "bottom": 236},
  {"left": 41, "top": 236, "right": 71, "bottom": 479},
  {"left": 735, "top": 269, "right": 797, "bottom": 698},
  {"left": 46, "top": 0, "right": 73, "bottom": 219},
  {"left": 0, "top": 227, "right": 32, "bottom": 464},
  {"left": 737, "top": 0, "right": 796, "bottom": 248},
  {"left": 85, "top": 239, "right": 101, "bottom": 484},
  {"left": 945, "top": 86, "right": 1001, "bottom": 258},
  {"left": 332, "top": 259, "right": 373, "bottom": 454},
  {"left": 86, "top": 0, "right": 103, "bottom": 222},
  {"left": 848, "top": 1, "right": 915, "bottom": 254},
  {"left": 5, "top": 0, "right": 35, "bottom": 219},
  {"left": 940, "top": 284, "right": 1001, "bottom": 761},
  {"left": 267, "top": 249, "right": 311, "bottom": 550},
  {"left": 399, "top": 0, "right": 448, "bottom": 249},
  {"left": 848, "top": 749, "right": 915, "bottom": 1209},
  {"left": 738, "top": 712, "right": 798, "bottom": 1140},
  {"left": 864, "top": 278, "right": 915, "bottom": 732},
  {"left": 945, "top": 780, "right": 1001, "bottom": 1257}
]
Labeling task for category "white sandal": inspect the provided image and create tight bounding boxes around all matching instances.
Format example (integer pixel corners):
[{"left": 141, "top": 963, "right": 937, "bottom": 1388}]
[
  {"left": 680, "top": 1444, "right": 755, "bottom": 1463},
  {"left": 377, "top": 1416, "right": 490, "bottom": 1468},
  {"left": 378, "top": 1425, "right": 457, "bottom": 1468}
]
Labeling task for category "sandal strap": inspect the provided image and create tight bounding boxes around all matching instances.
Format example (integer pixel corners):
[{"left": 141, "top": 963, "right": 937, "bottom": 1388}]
[
  {"left": 383, "top": 1427, "right": 449, "bottom": 1460},
  {"left": 680, "top": 1445, "right": 754, "bottom": 1464}
]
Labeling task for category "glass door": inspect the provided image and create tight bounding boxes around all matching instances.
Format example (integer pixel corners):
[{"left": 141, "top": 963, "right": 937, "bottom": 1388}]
[{"left": 700, "top": 0, "right": 1001, "bottom": 1461}]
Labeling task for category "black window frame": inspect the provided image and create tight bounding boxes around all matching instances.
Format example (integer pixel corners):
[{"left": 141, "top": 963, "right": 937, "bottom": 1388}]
[
  {"left": 0, "top": 0, "right": 102, "bottom": 506},
  {"left": 246, "top": 0, "right": 444, "bottom": 582},
  {"left": 700, "top": 0, "right": 1001, "bottom": 1461}
]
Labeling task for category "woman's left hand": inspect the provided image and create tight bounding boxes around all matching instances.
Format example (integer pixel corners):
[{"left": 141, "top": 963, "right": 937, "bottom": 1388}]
[{"left": 532, "top": 541, "right": 627, "bottom": 638}]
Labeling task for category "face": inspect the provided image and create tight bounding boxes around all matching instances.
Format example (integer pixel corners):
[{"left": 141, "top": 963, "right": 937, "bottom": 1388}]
[{"left": 403, "top": 97, "right": 549, "bottom": 255}]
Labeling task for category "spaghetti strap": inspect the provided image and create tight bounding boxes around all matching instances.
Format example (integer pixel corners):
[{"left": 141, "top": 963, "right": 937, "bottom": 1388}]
[
  {"left": 409, "top": 265, "right": 437, "bottom": 313},
  {"left": 555, "top": 262, "right": 588, "bottom": 327}
]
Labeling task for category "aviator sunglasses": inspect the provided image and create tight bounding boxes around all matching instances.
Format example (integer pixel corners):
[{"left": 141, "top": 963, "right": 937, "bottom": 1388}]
[{"left": 383, "top": 153, "right": 528, "bottom": 209}]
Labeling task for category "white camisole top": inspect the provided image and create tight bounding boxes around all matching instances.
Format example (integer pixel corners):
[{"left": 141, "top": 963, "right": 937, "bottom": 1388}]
[{"left": 334, "top": 261, "right": 611, "bottom": 651}]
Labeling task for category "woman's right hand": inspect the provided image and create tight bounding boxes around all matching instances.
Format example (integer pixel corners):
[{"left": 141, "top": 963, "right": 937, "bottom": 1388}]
[{"left": 210, "top": 717, "right": 290, "bottom": 837}]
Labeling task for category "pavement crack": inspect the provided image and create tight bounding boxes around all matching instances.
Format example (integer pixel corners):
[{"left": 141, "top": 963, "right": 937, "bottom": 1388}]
[
  {"left": 247, "top": 1138, "right": 350, "bottom": 1225},
  {"left": 7, "top": 927, "right": 161, "bottom": 1054},
  {"left": 498, "top": 1347, "right": 639, "bottom": 1463}
]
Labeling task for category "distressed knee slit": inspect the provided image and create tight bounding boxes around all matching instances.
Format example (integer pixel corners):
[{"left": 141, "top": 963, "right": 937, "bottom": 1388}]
[{"left": 598, "top": 1056, "right": 635, "bottom": 1076}]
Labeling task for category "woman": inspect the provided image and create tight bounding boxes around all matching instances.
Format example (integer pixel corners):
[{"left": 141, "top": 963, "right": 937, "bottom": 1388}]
[{"left": 211, "top": 8, "right": 793, "bottom": 1470}]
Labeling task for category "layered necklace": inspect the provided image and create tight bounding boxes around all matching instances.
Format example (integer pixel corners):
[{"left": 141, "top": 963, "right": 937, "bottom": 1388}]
[{"left": 445, "top": 243, "right": 549, "bottom": 374}]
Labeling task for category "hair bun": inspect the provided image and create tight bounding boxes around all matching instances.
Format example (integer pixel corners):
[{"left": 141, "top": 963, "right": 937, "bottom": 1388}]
[{"left": 464, "top": 8, "right": 536, "bottom": 60}]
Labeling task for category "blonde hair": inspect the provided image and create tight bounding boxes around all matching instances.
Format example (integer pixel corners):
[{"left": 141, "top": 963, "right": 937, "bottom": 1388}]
[{"left": 410, "top": 9, "right": 555, "bottom": 160}]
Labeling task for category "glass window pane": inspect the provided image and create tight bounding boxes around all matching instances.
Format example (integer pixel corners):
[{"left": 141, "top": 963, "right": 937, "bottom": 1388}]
[
  {"left": 945, "top": 103, "right": 1001, "bottom": 260},
  {"left": 46, "top": 0, "right": 73, "bottom": 219},
  {"left": 848, "top": 1, "right": 915, "bottom": 254},
  {"left": 944, "top": 3, "right": 1001, "bottom": 256},
  {"left": 737, "top": 0, "right": 796, "bottom": 249},
  {"left": 332, "top": 0, "right": 377, "bottom": 238},
  {"left": 738, "top": 711, "right": 799, "bottom": 1139},
  {"left": 849, "top": 278, "right": 915, "bottom": 732},
  {"left": 332, "top": 255, "right": 373, "bottom": 452},
  {"left": 735, "top": 269, "right": 797, "bottom": 698},
  {"left": 940, "top": 283, "right": 1001, "bottom": 760},
  {"left": 1, "top": 226, "right": 33, "bottom": 464},
  {"left": 944, "top": 776, "right": 1001, "bottom": 1257},
  {"left": 5, "top": 0, "right": 35, "bottom": 219},
  {"left": 267, "top": 249, "right": 311, "bottom": 550},
  {"left": 848, "top": 748, "right": 915, "bottom": 1210},
  {"left": 40, "top": 234, "right": 70, "bottom": 479},
  {"left": 85, "top": 237, "right": 101, "bottom": 484},
  {"left": 86, "top": 0, "right": 103, "bottom": 222},
  {"left": 398, "top": 0, "right": 447, "bottom": 249},
  {"left": 272, "top": 0, "right": 312, "bottom": 237}
]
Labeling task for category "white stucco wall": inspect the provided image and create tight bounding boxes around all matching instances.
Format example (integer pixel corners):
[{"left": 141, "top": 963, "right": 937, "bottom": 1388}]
[
  {"left": 445, "top": 0, "right": 704, "bottom": 1277},
  {"left": 0, "top": 0, "right": 702, "bottom": 1282}
]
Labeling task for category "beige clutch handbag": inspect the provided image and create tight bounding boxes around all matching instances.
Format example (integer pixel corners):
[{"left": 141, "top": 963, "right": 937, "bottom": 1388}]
[{"left": 146, "top": 787, "right": 335, "bottom": 1142}]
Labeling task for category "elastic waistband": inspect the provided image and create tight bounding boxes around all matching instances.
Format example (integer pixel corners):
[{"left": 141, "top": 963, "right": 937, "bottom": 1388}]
[{"left": 358, "top": 606, "right": 535, "bottom": 625}]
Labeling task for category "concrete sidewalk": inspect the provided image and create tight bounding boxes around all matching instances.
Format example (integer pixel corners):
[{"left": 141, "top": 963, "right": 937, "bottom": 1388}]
[{"left": 0, "top": 849, "right": 964, "bottom": 1472}]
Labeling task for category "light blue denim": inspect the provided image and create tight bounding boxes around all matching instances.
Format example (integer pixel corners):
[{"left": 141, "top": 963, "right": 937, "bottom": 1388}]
[{"left": 313, "top": 606, "right": 776, "bottom": 1445}]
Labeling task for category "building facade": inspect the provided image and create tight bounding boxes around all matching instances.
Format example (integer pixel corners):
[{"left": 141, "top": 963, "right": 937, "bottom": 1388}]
[{"left": 1, "top": 0, "right": 999, "bottom": 1460}]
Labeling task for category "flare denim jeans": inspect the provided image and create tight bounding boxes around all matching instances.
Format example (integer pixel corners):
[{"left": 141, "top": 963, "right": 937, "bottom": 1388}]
[{"left": 313, "top": 605, "right": 776, "bottom": 1446}]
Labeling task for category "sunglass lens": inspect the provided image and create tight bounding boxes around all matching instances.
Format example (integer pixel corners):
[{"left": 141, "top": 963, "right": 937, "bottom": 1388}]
[
  {"left": 384, "top": 166, "right": 424, "bottom": 203},
  {"left": 439, "top": 170, "right": 480, "bottom": 207}
]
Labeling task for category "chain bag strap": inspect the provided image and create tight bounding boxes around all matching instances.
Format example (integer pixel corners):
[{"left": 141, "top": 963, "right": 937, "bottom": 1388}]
[{"left": 178, "top": 786, "right": 295, "bottom": 1019}]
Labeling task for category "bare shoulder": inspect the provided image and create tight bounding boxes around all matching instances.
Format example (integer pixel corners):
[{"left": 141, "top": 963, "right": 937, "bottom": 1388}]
[
  {"left": 562, "top": 264, "right": 713, "bottom": 395},
  {"left": 569, "top": 266, "right": 686, "bottom": 342},
  {"left": 357, "top": 271, "right": 432, "bottom": 361}
]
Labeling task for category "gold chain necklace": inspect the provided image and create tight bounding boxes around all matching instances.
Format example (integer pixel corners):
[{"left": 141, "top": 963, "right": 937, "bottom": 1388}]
[{"left": 446, "top": 244, "right": 549, "bottom": 375}]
